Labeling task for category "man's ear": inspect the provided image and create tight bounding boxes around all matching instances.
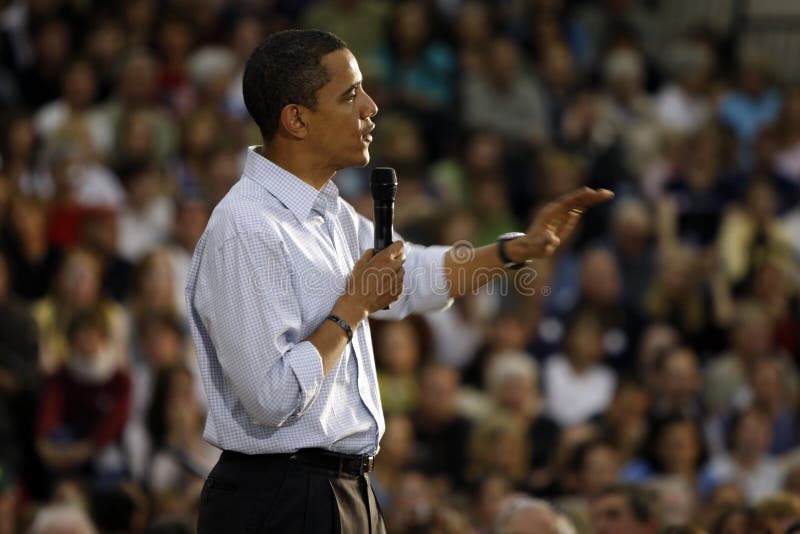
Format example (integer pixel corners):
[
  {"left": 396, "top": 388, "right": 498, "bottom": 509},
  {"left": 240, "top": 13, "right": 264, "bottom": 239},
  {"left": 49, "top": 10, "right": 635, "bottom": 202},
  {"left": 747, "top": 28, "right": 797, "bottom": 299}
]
[{"left": 279, "top": 104, "right": 308, "bottom": 139}]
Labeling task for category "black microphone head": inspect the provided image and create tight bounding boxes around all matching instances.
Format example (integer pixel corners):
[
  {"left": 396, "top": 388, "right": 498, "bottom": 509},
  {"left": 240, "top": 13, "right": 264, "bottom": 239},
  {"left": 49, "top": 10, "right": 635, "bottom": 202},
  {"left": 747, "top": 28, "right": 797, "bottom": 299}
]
[{"left": 370, "top": 167, "right": 397, "bottom": 202}]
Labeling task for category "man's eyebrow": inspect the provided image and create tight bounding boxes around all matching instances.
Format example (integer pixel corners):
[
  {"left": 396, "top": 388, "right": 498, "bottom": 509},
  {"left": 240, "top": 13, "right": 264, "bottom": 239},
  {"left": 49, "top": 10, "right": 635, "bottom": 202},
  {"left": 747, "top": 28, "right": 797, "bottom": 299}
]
[{"left": 339, "top": 81, "right": 361, "bottom": 97}]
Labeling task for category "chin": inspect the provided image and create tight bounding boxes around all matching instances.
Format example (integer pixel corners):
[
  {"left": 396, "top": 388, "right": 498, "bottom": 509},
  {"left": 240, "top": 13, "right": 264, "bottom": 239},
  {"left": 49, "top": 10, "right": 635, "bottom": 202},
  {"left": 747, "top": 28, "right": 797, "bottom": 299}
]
[{"left": 349, "top": 150, "right": 371, "bottom": 168}]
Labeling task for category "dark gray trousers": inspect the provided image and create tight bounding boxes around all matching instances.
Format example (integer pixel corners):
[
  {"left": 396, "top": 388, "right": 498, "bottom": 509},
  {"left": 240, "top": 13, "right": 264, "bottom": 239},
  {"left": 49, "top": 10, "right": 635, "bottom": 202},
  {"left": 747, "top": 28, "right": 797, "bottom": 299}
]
[{"left": 197, "top": 450, "right": 386, "bottom": 534}]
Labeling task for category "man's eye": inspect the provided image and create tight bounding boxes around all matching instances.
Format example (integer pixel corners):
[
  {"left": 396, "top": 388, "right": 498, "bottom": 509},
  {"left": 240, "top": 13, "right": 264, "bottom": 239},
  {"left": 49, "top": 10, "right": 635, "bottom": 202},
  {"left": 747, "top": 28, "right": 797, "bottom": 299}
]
[{"left": 347, "top": 91, "right": 357, "bottom": 101}]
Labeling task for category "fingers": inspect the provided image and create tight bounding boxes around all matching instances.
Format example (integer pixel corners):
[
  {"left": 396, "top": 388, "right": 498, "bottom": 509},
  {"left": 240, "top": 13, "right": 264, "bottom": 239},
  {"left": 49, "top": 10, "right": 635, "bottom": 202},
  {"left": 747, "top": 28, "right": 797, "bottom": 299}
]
[
  {"left": 370, "top": 241, "right": 406, "bottom": 266},
  {"left": 375, "top": 240, "right": 405, "bottom": 259},
  {"left": 559, "top": 186, "right": 614, "bottom": 213}
]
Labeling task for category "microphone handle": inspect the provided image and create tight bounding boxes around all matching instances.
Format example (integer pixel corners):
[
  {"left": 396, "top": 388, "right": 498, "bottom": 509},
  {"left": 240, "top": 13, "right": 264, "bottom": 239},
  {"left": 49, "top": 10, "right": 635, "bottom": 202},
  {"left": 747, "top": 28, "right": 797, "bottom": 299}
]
[{"left": 373, "top": 203, "right": 394, "bottom": 252}]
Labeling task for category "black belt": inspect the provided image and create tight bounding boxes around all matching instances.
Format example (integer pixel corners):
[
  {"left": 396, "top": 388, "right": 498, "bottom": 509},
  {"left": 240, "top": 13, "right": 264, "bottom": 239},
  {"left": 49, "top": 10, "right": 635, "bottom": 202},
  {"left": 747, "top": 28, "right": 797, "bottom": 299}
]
[
  {"left": 290, "top": 448, "right": 375, "bottom": 476},
  {"left": 220, "top": 449, "right": 375, "bottom": 477}
]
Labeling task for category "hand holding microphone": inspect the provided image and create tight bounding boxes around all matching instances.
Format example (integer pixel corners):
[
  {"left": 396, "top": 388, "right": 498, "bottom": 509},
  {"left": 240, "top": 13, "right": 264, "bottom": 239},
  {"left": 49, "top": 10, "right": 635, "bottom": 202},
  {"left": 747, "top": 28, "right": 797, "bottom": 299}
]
[{"left": 338, "top": 167, "right": 405, "bottom": 321}]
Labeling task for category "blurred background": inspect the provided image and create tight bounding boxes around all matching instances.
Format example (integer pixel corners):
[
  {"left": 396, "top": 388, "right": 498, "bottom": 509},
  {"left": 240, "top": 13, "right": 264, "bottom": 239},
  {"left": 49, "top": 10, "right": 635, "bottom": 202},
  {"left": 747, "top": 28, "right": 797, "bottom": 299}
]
[{"left": 0, "top": 0, "right": 799, "bottom": 532}]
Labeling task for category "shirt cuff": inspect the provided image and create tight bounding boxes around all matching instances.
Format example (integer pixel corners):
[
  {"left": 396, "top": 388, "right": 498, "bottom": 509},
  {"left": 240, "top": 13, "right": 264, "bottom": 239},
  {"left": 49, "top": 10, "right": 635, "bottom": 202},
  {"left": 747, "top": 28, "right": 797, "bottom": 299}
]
[
  {"left": 404, "top": 244, "right": 454, "bottom": 314},
  {"left": 283, "top": 340, "right": 324, "bottom": 416}
]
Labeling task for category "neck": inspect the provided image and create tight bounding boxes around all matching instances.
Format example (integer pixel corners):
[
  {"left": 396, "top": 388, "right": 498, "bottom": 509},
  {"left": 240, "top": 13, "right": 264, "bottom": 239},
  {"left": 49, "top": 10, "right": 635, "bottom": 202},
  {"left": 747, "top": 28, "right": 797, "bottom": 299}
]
[{"left": 260, "top": 140, "right": 336, "bottom": 191}]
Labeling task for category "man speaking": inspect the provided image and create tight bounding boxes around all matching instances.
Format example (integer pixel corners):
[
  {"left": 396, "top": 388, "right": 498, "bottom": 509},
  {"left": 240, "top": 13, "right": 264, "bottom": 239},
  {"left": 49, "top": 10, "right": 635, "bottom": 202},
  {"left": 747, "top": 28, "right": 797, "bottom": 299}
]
[{"left": 186, "top": 29, "right": 611, "bottom": 533}]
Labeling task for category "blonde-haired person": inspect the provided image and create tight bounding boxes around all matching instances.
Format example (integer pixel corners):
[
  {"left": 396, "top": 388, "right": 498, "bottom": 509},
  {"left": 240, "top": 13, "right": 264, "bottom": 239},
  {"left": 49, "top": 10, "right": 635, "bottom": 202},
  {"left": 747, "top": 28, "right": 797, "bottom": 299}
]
[
  {"left": 32, "top": 248, "right": 128, "bottom": 374},
  {"left": 485, "top": 351, "right": 560, "bottom": 492},
  {"left": 466, "top": 411, "right": 531, "bottom": 486},
  {"left": 755, "top": 493, "right": 800, "bottom": 534}
]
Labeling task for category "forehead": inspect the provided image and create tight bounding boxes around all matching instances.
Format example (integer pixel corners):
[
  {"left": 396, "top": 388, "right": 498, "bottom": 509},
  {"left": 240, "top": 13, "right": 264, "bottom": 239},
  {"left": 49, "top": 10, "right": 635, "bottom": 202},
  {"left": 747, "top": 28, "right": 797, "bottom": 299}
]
[{"left": 319, "top": 49, "right": 361, "bottom": 93}]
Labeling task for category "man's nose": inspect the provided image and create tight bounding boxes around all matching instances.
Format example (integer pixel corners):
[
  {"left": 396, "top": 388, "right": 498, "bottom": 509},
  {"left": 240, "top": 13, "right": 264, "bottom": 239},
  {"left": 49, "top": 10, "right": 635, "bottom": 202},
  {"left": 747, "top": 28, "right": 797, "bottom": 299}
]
[{"left": 362, "top": 91, "right": 378, "bottom": 119}]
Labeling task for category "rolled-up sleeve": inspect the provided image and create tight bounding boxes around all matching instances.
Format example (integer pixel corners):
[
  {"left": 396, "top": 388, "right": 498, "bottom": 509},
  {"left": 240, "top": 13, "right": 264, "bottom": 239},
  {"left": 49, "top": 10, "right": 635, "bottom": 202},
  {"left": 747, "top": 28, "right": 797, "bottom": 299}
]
[
  {"left": 357, "top": 214, "right": 454, "bottom": 320},
  {"left": 195, "top": 231, "right": 324, "bottom": 427}
]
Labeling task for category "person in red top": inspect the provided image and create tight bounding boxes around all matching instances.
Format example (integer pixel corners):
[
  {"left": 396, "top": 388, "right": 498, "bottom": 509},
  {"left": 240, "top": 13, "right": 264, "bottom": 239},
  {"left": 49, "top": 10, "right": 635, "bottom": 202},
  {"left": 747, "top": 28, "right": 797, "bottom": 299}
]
[{"left": 36, "top": 307, "right": 131, "bottom": 486}]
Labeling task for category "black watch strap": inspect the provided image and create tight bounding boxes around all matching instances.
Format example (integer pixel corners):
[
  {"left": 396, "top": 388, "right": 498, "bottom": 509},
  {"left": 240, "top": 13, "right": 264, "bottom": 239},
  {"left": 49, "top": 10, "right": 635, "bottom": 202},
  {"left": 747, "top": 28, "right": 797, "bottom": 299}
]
[{"left": 497, "top": 232, "right": 527, "bottom": 270}]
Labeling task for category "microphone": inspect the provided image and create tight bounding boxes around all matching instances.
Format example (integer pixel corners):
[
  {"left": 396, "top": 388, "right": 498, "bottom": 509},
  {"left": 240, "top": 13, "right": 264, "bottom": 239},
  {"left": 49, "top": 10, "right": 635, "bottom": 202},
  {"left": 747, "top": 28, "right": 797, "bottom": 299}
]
[{"left": 371, "top": 167, "right": 397, "bottom": 253}]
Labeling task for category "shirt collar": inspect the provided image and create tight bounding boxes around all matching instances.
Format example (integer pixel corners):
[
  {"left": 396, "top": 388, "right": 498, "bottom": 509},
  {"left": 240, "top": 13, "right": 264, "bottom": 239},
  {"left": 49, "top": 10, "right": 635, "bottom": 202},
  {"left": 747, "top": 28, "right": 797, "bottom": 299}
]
[{"left": 243, "top": 146, "right": 340, "bottom": 222}]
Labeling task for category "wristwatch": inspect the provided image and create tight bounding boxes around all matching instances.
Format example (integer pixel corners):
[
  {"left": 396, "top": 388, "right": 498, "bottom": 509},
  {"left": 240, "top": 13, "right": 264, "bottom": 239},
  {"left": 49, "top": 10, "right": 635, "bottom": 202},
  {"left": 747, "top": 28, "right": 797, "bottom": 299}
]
[{"left": 497, "top": 232, "right": 529, "bottom": 270}]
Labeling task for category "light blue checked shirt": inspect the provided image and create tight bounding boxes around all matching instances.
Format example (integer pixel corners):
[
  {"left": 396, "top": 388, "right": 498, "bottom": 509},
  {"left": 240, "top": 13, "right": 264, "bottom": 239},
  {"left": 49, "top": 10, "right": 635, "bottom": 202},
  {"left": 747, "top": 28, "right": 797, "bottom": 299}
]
[{"left": 186, "top": 147, "right": 452, "bottom": 455}]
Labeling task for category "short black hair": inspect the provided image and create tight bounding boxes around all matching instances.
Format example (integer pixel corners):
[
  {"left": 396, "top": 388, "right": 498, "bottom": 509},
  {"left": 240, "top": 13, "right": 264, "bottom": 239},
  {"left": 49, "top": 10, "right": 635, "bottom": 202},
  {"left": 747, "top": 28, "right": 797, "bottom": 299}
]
[{"left": 243, "top": 29, "right": 347, "bottom": 141}]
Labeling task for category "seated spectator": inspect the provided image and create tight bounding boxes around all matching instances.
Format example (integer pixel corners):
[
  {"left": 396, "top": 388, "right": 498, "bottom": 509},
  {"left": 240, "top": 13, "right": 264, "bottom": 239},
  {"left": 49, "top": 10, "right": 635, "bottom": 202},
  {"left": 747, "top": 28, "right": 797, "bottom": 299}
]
[
  {"left": 652, "top": 417, "right": 705, "bottom": 488},
  {"left": 702, "top": 482, "right": 748, "bottom": 524},
  {"left": 116, "top": 159, "right": 175, "bottom": 263},
  {"left": 717, "top": 178, "right": 793, "bottom": 291},
  {"left": 733, "top": 357, "right": 798, "bottom": 455},
  {"left": 591, "top": 47, "right": 660, "bottom": 179},
  {"left": 126, "top": 311, "right": 190, "bottom": 481},
  {"left": 301, "top": 0, "right": 390, "bottom": 64},
  {"left": 539, "top": 245, "right": 645, "bottom": 372},
  {"left": 595, "top": 381, "right": 651, "bottom": 479},
  {"left": 649, "top": 346, "right": 704, "bottom": 422},
  {"left": 663, "top": 127, "right": 738, "bottom": 248},
  {"left": 705, "top": 302, "right": 784, "bottom": 419},
  {"left": 46, "top": 128, "right": 126, "bottom": 210},
  {"left": 371, "top": 414, "right": 414, "bottom": 510},
  {"left": 495, "top": 496, "right": 575, "bottom": 534},
  {"left": 384, "top": 470, "right": 471, "bottom": 533},
  {"left": 604, "top": 196, "right": 657, "bottom": 309},
  {"left": 636, "top": 322, "right": 682, "bottom": 394},
  {"left": 128, "top": 248, "right": 183, "bottom": 360},
  {"left": 373, "top": 0, "right": 455, "bottom": 114},
  {"left": 163, "top": 198, "right": 210, "bottom": 320},
  {"left": 462, "top": 36, "right": 549, "bottom": 147},
  {"left": 35, "top": 308, "right": 131, "bottom": 488},
  {"left": 644, "top": 243, "right": 728, "bottom": 355},
  {"left": 774, "top": 88, "right": 800, "bottom": 184},
  {"left": 701, "top": 409, "right": 782, "bottom": 503},
  {"left": 373, "top": 317, "right": 429, "bottom": 414},
  {"left": 452, "top": 1, "right": 494, "bottom": 75},
  {"left": 146, "top": 365, "right": 218, "bottom": 523},
  {"left": 655, "top": 39, "right": 714, "bottom": 135},
  {"left": 30, "top": 503, "right": 97, "bottom": 534},
  {"left": 755, "top": 493, "right": 800, "bottom": 534},
  {"left": 466, "top": 411, "right": 530, "bottom": 486},
  {"left": 544, "top": 311, "right": 616, "bottom": 426},
  {"left": 2, "top": 194, "right": 62, "bottom": 300},
  {"left": 1, "top": 114, "right": 43, "bottom": 198},
  {"left": 168, "top": 109, "right": 224, "bottom": 200},
  {"left": 749, "top": 258, "right": 800, "bottom": 360},
  {"left": 563, "top": 439, "right": 622, "bottom": 501},
  {"left": 411, "top": 364, "right": 471, "bottom": 486},
  {"left": 98, "top": 50, "right": 177, "bottom": 164},
  {"left": 709, "top": 506, "right": 768, "bottom": 534},
  {"left": 470, "top": 473, "right": 514, "bottom": 533},
  {"left": 33, "top": 58, "right": 107, "bottom": 153},
  {"left": 485, "top": 351, "right": 560, "bottom": 489},
  {"left": 89, "top": 484, "right": 147, "bottom": 534},
  {"left": 0, "top": 251, "right": 40, "bottom": 495},
  {"left": 33, "top": 248, "right": 128, "bottom": 374},
  {"left": 464, "top": 308, "right": 532, "bottom": 391},
  {"left": 718, "top": 47, "right": 781, "bottom": 170},
  {"left": 539, "top": 42, "right": 579, "bottom": 142},
  {"left": 591, "top": 483, "right": 659, "bottom": 534},
  {"left": 78, "top": 206, "right": 133, "bottom": 304}
]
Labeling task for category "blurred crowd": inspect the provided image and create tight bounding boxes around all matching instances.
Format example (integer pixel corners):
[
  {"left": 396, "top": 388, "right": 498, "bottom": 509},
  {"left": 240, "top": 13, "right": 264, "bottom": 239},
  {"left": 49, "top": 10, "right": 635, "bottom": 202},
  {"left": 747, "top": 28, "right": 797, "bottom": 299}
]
[{"left": 0, "top": 0, "right": 799, "bottom": 532}]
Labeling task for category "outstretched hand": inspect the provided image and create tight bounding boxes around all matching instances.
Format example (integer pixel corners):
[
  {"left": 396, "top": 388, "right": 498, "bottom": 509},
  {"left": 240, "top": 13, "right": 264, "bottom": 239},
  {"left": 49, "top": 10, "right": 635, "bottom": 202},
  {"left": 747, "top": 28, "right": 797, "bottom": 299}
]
[{"left": 515, "top": 187, "right": 614, "bottom": 260}]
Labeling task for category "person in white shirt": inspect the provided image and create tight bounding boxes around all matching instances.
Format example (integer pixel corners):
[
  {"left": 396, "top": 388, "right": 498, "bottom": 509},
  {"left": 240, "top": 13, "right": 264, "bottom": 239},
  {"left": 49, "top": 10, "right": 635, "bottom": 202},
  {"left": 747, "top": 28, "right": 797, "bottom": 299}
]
[{"left": 545, "top": 311, "right": 616, "bottom": 426}]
